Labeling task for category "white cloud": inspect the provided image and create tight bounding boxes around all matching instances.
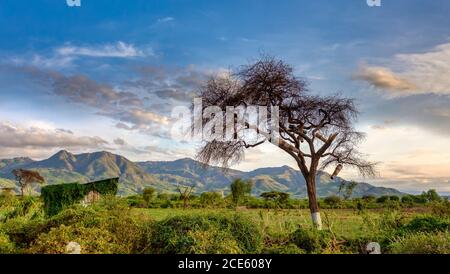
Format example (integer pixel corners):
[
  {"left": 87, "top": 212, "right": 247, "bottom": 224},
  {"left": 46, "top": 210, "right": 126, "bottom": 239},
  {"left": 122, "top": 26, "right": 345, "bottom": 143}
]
[
  {"left": 0, "top": 121, "right": 108, "bottom": 150},
  {"left": 354, "top": 42, "right": 450, "bottom": 95},
  {"left": 56, "top": 41, "right": 147, "bottom": 58},
  {"left": 157, "top": 17, "right": 174, "bottom": 23}
]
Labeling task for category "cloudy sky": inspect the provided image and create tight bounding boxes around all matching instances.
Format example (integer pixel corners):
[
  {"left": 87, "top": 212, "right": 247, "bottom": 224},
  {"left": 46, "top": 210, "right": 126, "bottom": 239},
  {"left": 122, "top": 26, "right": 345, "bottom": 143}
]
[{"left": 0, "top": 0, "right": 449, "bottom": 194}]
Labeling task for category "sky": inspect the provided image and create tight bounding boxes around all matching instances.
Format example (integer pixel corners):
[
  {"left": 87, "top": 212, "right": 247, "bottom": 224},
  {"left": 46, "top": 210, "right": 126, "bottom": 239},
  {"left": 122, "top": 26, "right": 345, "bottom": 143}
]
[{"left": 0, "top": 0, "right": 449, "bottom": 194}]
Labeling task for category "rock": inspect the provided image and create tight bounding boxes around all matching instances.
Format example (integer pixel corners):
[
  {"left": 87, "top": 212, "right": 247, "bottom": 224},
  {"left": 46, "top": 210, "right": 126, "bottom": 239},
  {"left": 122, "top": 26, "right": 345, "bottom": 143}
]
[
  {"left": 366, "top": 242, "right": 381, "bottom": 254},
  {"left": 66, "top": 241, "right": 81, "bottom": 254}
]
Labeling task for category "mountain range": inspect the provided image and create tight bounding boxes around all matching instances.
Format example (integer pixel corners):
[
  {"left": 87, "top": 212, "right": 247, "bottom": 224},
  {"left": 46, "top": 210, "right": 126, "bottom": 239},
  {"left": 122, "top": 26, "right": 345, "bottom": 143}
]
[{"left": 0, "top": 150, "right": 404, "bottom": 198}]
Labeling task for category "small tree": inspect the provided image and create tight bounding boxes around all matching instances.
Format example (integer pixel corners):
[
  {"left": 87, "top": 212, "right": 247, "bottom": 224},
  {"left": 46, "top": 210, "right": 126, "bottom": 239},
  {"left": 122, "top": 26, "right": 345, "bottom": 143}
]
[
  {"left": 230, "top": 179, "right": 253, "bottom": 206},
  {"left": 142, "top": 187, "right": 156, "bottom": 205},
  {"left": 199, "top": 191, "right": 223, "bottom": 207},
  {"left": 260, "top": 191, "right": 290, "bottom": 207},
  {"left": 177, "top": 184, "right": 195, "bottom": 209},
  {"left": 12, "top": 169, "right": 45, "bottom": 196}
]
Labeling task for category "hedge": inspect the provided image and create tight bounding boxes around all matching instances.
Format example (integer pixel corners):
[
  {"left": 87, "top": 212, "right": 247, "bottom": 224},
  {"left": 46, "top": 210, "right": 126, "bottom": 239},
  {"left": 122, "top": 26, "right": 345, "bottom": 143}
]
[{"left": 41, "top": 178, "right": 119, "bottom": 216}]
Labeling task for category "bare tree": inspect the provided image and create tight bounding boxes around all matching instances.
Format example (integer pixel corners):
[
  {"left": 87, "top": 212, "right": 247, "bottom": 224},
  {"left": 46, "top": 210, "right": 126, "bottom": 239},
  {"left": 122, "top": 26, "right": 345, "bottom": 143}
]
[
  {"left": 12, "top": 169, "right": 45, "bottom": 196},
  {"left": 195, "top": 56, "right": 377, "bottom": 229},
  {"left": 177, "top": 184, "right": 195, "bottom": 209}
]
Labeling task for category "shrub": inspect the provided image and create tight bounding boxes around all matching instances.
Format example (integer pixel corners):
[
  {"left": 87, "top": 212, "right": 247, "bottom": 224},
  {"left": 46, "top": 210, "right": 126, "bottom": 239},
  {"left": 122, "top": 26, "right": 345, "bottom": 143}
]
[
  {"left": 0, "top": 231, "right": 15, "bottom": 253},
  {"left": 41, "top": 178, "right": 118, "bottom": 216},
  {"left": 28, "top": 225, "right": 117, "bottom": 254},
  {"left": 324, "top": 195, "right": 342, "bottom": 208},
  {"left": 401, "top": 215, "right": 450, "bottom": 233},
  {"left": 389, "top": 232, "right": 450, "bottom": 254},
  {"left": 148, "top": 214, "right": 262, "bottom": 254},
  {"left": 431, "top": 200, "right": 450, "bottom": 217},
  {"left": 263, "top": 243, "right": 305, "bottom": 254},
  {"left": 291, "top": 227, "right": 332, "bottom": 253}
]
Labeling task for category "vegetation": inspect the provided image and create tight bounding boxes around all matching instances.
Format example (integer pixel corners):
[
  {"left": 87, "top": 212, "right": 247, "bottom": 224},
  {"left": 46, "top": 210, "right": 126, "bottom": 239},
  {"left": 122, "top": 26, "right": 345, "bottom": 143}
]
[
  {"left": 41, "top": 178, "right": 119, "bottom": 216},
  {"left": 195, "top": 56, "right": 377, "bottom": 229},
  {"left": 230, "top": 179, "right": 253, "bottom": 206},
  {"left": 0, "top": 188, "right": 448, "bottom": 254}
]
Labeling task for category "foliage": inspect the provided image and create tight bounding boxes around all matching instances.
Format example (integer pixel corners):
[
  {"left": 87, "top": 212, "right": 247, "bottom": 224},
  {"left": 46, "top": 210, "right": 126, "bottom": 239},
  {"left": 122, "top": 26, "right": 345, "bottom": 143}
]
[
  {"left": 324, "top": 195, "right": 342, "bottom": 208},
  {"left": 148, "top": 214, "right": 262, "bottom": 254},
  {"left": 388, "top": 232, "right": 450, "bottom": 254},
  {"left": 41, "top": 178, "right": 119, "bottom": 216},
  {"left": 230, "top": 179, "right": 253, "bottom": 206},
  {"left": 142, "top": 187, "right": 156, "bottom": 204},
  {"left": 291, "top": 226, "right": 332, "bottom": 253},
  {"left": 401, "top": 215, "right": 450, "bottom": 234},
  {"left": 199, "top": 192, "right": 223, "bottom": 207}
]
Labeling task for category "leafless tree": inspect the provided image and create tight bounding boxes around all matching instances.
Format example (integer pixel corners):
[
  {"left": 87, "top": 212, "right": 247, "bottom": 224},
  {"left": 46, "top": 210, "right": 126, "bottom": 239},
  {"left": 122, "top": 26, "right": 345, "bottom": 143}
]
[
  {"left": 12, "top": 169, "right": 45, "bottom": 196},
  {"left": 195, "top": 56, "right": 377, "bottom": 229},
  {"left": 177, "top": 184, "right": 195, "bottom": 209}
]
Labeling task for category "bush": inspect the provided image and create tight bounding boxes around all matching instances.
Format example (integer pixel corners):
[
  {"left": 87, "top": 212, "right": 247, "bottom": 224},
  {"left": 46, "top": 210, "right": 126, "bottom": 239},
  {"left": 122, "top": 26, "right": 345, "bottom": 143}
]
[
  {"left": 28, "top": 225, "right": 117, "bottom": 254},
  {"left": 148, "top": 214, "right": 262, "bottom": 254},
  {"left": 389, "top": 232, "right": 450, "bottom": 254},
  {"left": 324, "top": 195, "right": 342, "bottom": 208},
  {"left": 0, "top": 231, "right": 15, "bottom": 253},
  {"left": 41, "top": 178, "right": 118, "bottom": 216},
  {"left": 4, "top": 197, "right": 148, "bottom": 253},
  {"left": 401, "top": 215, "right": 450, "bottom": 233},
  {"left": 291, "top": 227, "right": 332, "bottom": 253},
  {"left": 263, "top": 243, "right": 305, "bottom": 254}
]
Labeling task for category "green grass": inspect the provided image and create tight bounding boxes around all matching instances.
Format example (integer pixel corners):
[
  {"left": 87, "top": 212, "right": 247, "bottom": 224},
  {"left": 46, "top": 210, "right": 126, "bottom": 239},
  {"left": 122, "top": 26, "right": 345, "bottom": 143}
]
[{"left": 135, "top": 208, "right": 419, "bottom": 239}]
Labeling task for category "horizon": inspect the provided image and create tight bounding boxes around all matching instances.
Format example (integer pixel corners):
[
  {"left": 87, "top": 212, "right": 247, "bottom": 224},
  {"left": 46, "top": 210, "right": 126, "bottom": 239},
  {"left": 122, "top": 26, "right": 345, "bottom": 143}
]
[
  {"left": 0, "top": 0, "right": 449, "bottom": 194},
  {"left": 1, "top": 148, "right": 448, "bottom": 196}
]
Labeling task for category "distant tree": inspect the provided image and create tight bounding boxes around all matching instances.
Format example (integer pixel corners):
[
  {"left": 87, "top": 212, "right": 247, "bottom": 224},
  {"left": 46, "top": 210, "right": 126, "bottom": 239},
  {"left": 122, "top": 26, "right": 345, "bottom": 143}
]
[
  {"left": 324, "top": 195, "right": 342, "bottom": 208},
  {"left": 199, "top": 192, "right": 222, "bottom": 207},
  {"left": 12, "top": 169, "right": 45, "bottom": 196},
  {"left": 177, "top": 184, "right": 195, "bottom": 209},
  {"left": 142, "top": 187, "right": 156, "bottom": 204},
  {"left": 362, "top": 195, "right": 376, "bottom": 203},
  {"left": 230, "top": 179, "right": 253, "bottom": 206},
  {"left": 422, "top": 189, "right": 442, "bottom": 203},
  {"left": 376, "top": 196, "right": 390, "bottom": 203},
  {"left": 196, "top": 56, "right": 377, "bottom": 229},
  {"left": 338, "top": 181, "right": 358, "bottom": 200},
  {"left": 260, "top": 191, "right": 290, "bottom": 206}
]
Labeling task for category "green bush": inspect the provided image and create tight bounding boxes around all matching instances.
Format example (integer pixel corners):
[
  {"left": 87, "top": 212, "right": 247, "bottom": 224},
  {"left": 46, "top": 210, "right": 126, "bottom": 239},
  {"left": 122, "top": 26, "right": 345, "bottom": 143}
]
[
  {"left": 148, "top": 214, "right": 262, "bottom": 254},
  {"left": 263, "top": 243, "right": 305, "bottom": 254},
  {"left": 0, "top": 231, "right": 15, "bottom": 253},
  {"left": 41, "top": 178, "right": 119, "bottom": 216},
  {"left": 291, "top": 227, "right": 332, "bottom": 253},
  {"left": 401, "top": 215, "right": 450, "bottom": 233},
  {"left": 389, "top": 232, "right": 450, "bottom": 254}
]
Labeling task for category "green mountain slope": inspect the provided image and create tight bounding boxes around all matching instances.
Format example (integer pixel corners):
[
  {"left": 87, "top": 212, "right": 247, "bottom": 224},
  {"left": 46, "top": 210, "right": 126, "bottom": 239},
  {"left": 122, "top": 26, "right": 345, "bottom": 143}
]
[{"left": 0, "top": 150, "right": 404, "bottom": 197}]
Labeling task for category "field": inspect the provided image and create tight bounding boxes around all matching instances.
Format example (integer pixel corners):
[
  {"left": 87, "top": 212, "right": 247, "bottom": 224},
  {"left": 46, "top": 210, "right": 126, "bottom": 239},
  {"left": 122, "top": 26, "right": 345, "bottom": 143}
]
[{"left": 1, "top": 195, "right": 449, "bottom": 254}]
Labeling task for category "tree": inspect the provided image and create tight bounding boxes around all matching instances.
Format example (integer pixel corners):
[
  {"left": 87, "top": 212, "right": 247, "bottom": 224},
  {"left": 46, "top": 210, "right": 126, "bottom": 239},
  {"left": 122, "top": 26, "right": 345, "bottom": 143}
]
[
  {"left": 199, "top": 191, "right": 223, "bottom": 207},
  {"left": 12, "top": 169, "right": 45, "bottom": 196},
  {"left": 196, "top": 56, "right": 376, "bottom": 229},
  {"left": 177, "top": 184, "right": 195, "bottom": 209},
  {"left": 230, "top": 179, "right": 252, "bottom": 206},
  {"left": 422, "top": 189, "right": 442, "bottom": 203},
  {"left": 338, "top": 181, "right": 358, "bottom": 200},
  {"left": 260, "top": 191, "right": 290, "bottom": 207},
  {"left": 324, "top": 195, "right": 342, "bottom": 208},
  {"left": 142, "top": 187, "right": 156, "bottom": 204}
]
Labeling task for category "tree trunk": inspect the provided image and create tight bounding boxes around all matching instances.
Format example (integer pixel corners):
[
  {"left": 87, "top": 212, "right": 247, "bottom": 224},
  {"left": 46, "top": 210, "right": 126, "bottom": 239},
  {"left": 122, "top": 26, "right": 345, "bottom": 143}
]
[{"left": 306, "top": 175, "right": 322, "bottom": 230}]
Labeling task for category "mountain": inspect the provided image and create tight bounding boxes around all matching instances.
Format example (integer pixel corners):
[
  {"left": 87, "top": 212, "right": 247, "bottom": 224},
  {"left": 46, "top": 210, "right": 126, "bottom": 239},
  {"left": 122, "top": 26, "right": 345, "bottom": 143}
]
[
  {"left": 0, "top": 150, "right": 174, "bottom": 195},
  {"left": 0, "top": 150, "right": 404, "bottom": 197}
]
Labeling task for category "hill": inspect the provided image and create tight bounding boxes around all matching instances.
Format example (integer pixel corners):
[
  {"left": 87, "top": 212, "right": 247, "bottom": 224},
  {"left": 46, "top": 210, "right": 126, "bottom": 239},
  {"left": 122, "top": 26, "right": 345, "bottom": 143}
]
[{"left": 0, "top": 150, "right": 404, "bottom": 197}]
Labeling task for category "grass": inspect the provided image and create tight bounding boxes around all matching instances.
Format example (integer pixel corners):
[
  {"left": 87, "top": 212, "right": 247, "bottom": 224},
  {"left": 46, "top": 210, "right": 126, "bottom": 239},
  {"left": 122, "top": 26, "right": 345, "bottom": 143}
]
[{"left": 135, "top": 208, "right": 431, "bottom": 239}]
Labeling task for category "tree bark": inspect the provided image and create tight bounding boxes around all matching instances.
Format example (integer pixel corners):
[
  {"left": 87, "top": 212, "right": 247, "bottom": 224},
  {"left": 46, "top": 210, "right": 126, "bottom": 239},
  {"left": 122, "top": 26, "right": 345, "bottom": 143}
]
[{"left": 306, "top": 174, "right": 322, "bottom": 230}]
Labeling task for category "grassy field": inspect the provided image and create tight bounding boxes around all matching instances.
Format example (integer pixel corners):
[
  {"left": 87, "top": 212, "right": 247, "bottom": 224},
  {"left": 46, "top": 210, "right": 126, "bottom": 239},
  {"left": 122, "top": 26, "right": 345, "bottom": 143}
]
[
  {"left": 1, "top": 195, "right": 448, "bottom": 254},
  {"left": 135, "top": 207, "right": 432, "bottom": 239}
]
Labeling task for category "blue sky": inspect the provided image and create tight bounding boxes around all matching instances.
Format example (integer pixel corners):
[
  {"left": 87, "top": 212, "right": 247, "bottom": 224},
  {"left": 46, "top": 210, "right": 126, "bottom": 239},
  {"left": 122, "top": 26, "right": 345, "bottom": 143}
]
[{"left": 0, "top": 0, "right": 449, "bottom": 194}]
